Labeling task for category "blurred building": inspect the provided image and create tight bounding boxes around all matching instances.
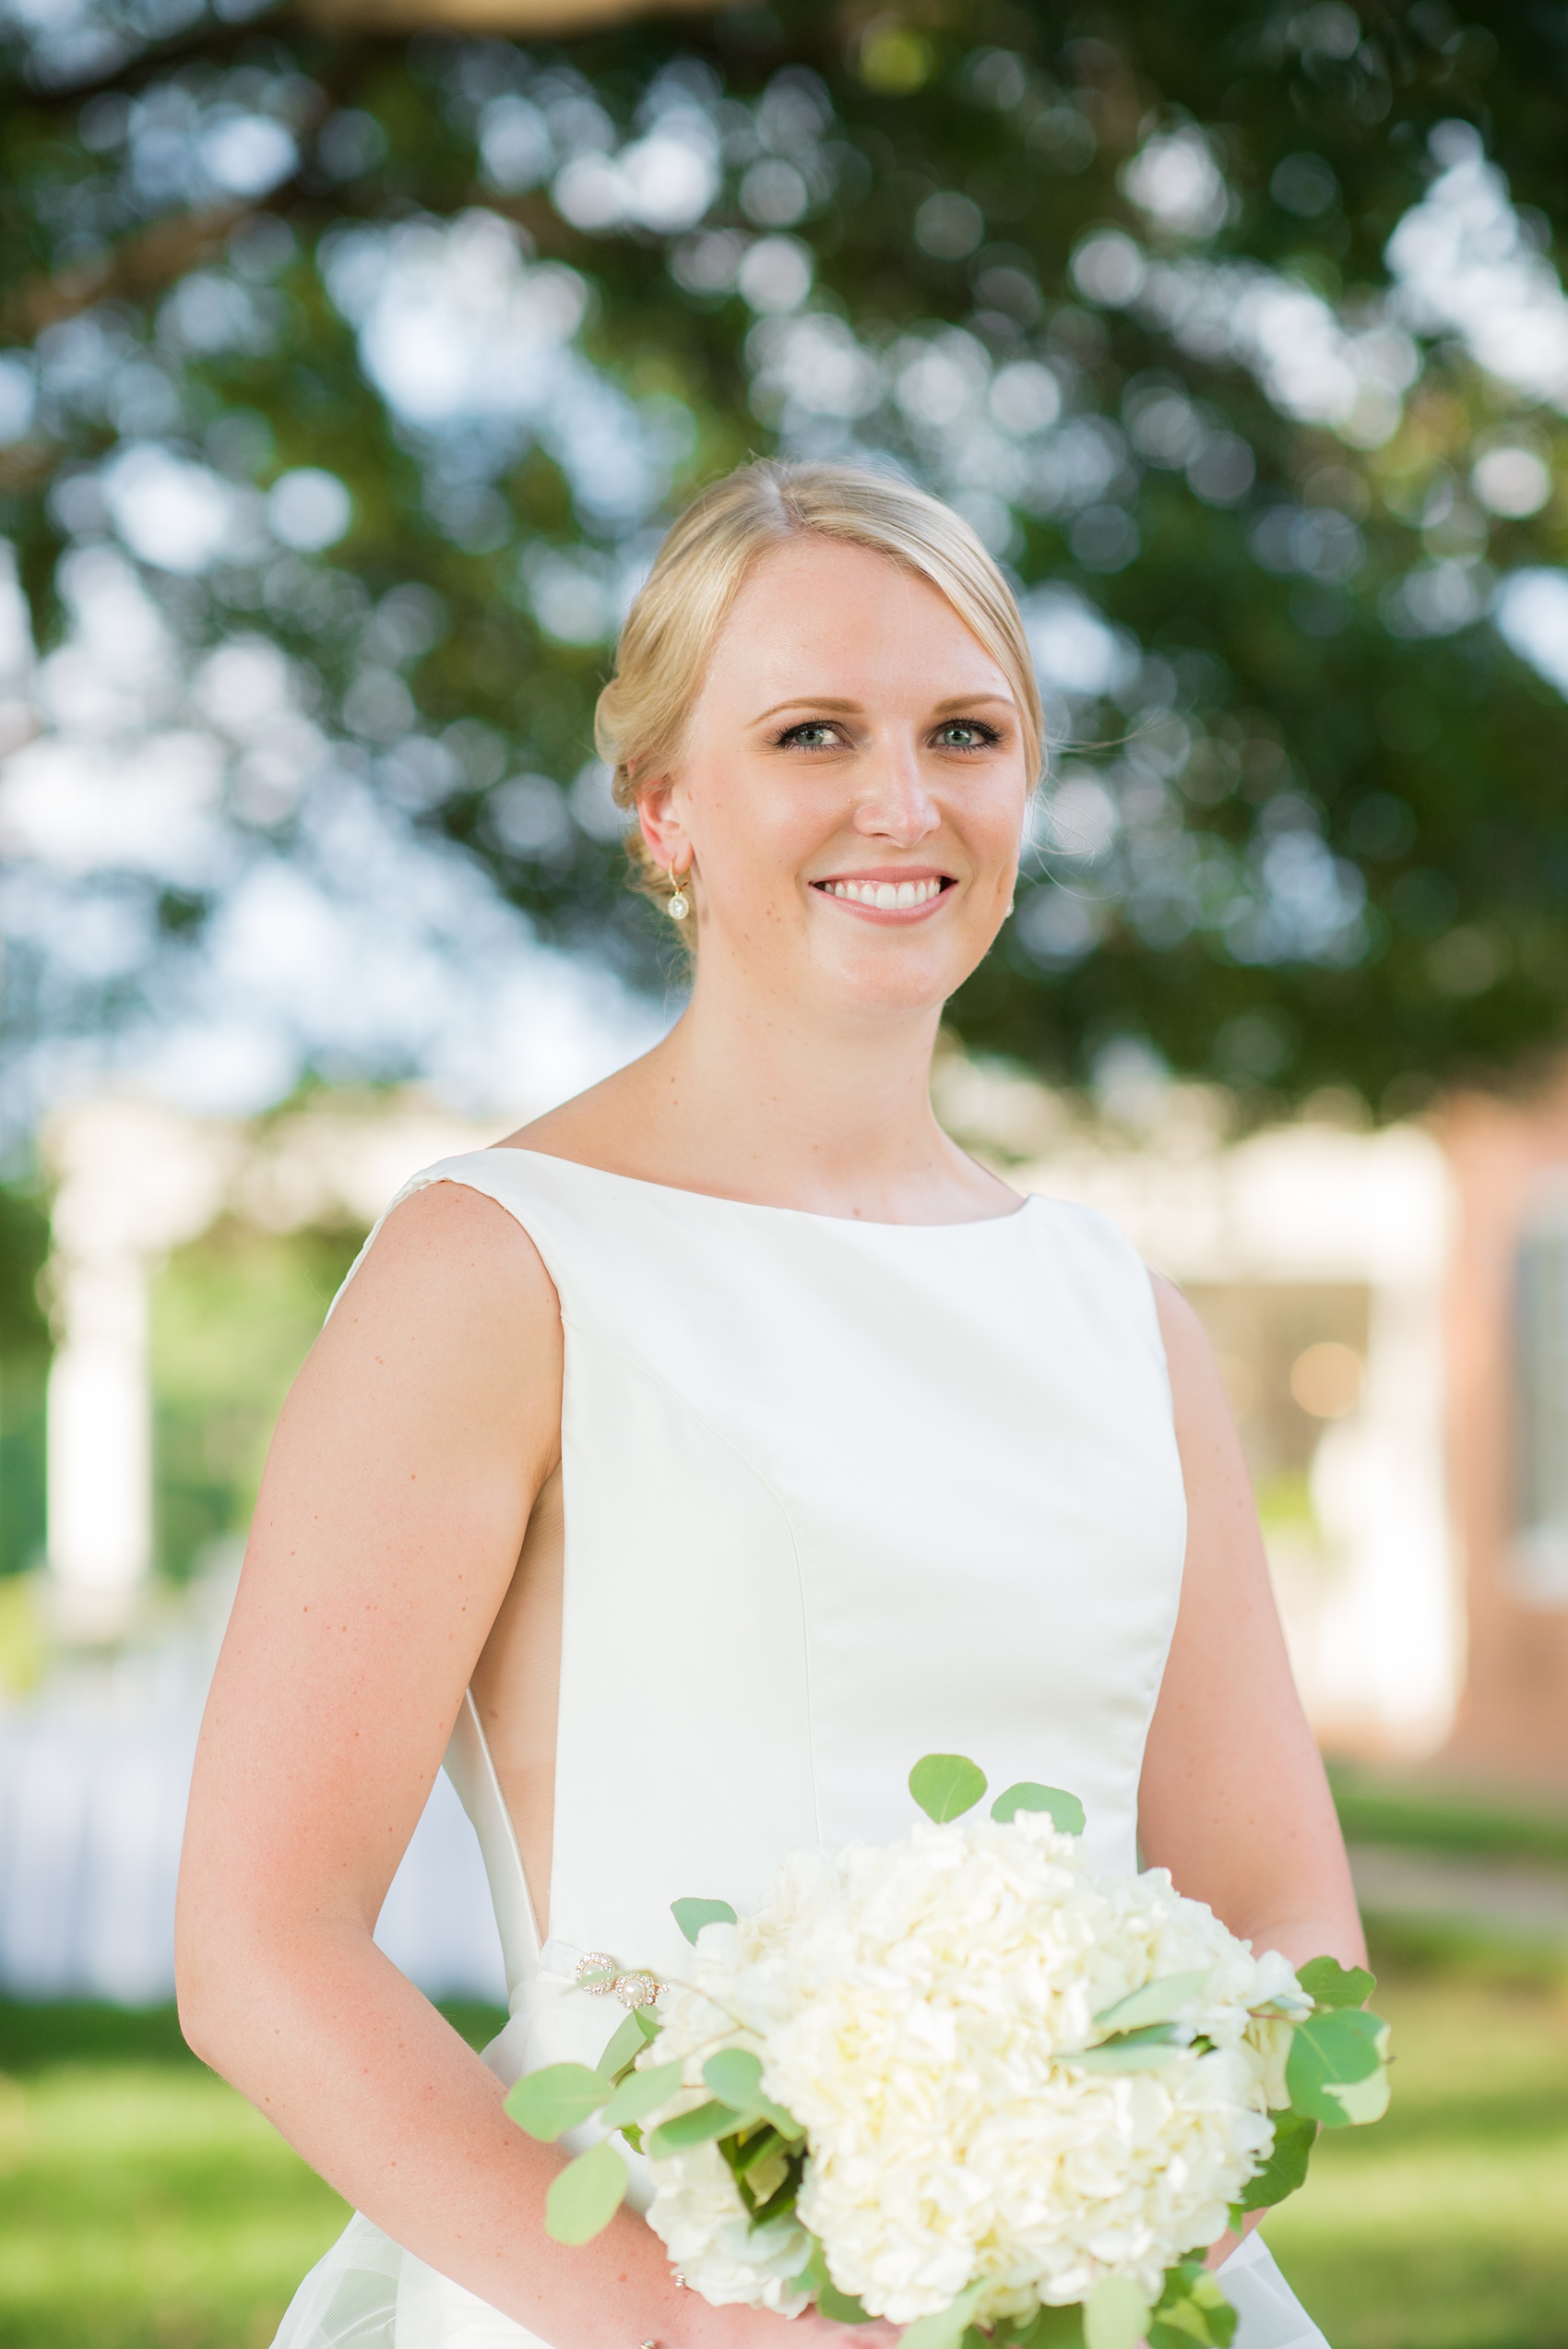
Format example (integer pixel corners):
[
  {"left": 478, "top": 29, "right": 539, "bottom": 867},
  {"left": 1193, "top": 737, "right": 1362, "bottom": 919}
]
[{"left": 6, "top": 1069, "right": 1568, "bottom": 1778}]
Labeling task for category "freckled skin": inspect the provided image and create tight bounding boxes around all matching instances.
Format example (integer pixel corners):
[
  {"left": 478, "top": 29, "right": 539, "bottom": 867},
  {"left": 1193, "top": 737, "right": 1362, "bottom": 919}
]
[{"left": 176, "top": 531, "right": 1363, "bottom": 2333}]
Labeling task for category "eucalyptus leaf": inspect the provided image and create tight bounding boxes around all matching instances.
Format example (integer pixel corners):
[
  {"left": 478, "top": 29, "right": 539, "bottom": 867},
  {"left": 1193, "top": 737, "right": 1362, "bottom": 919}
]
[
  {"left": 646, "top": 2099, "right": 742, "bottom": 2157},
  {"left": 1002, "top": 2306, "right": 1085, "bottom": 2349},
  {"left": 671, "top": 1896, "right": 738, "bottom": 1945},
  {"left": 1236, "top": 2109, "right": 1316, "bottom": 2212},
  {"left": 791, "top": 2236, "right": 874, "bottom": 2321},
  {"left": 901, "top": 2283, "right": 986, "bottom": 2349},
  {"left": 600, "top": 2061, "right": 684, "bottom": 2132},
  {"left": 702, "top": 2048, "right": 803, "bottom": 2138},
  {"left": 819, "top": 2284, "right": 877, "bottom": 2324},
  {"left": 1084, "top": 2275, "right": 1152, "bottom": 2349},
  {"left": 544, "top": 2139, "right": 628, "bottom": 2245},
  {"left": 1149, "top": 2260, "right": 1238, "bottom": 2349},
  {"left": 1286, "top": 2009, "right": 1388, "bottom": 2128},
  {"left": 597, "top": 2015, "right": 649, "bottom": 2081},
  {"left": 1069, "top": 2033, "right": 1181, "bottom": 2072},
  {"left": 1298, "top": 1955, "right": 1376, "bottom": 2010},
  {"left": 909, "top": 1754, "right": 988, "bottom": 1823},
  {"left": 633, "top": 2008, "right": 661, "bottom": 2044},
  {"left": 1325, "top": 2067, "right": 1392, "bottom": 2124},
  {"left": 1095, "top": 1969, "right": 1212, "bottom": 2031},
  {"left": 991, "top": 1783, "right": 1087, "bottom": 1835},
  {"left": 505, "top": 2063, "right": 612, "bottom": 2143}
]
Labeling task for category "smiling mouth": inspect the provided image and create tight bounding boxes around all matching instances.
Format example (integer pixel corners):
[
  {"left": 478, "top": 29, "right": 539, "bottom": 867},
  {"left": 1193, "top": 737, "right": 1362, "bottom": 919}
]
[{"left": 811, "top": 875, "right": 955, "bottom": 914}]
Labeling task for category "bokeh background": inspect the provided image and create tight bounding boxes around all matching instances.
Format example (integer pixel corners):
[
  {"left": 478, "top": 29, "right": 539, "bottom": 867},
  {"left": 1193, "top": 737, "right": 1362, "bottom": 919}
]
[{"left": 3, "top": 2, "right": 1568, "bottom": 2343}]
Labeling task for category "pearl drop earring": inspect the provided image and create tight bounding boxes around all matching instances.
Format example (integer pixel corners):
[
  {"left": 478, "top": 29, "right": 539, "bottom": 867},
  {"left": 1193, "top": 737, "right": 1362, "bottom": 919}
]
[{"left": 666, "top": 863, "right": 690, "bottom": 922}]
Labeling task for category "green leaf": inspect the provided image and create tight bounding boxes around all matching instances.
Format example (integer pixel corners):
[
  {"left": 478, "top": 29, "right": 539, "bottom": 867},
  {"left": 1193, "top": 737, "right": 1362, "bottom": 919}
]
[
  {"left": 599, "top": 2061, "right": 684, "bottom": 2132},
  {"left": 671, "top": 1896, "right": 738, "bottom": 1945},
  {"left": 1237, "top": 2109, "right": 1316, "bottom": 2212},
  {"left": 820, "top": 2284, "right": 877, "bottom": 2324},
  {"left": 597, "top": 2014, "right": 650, "bottom": 2080},
  {"left": 1085, "top": 2276, "right": 1152, "bottom": 2349},
  {"left": 1069, "top": 2029, "right": 1181, "bottom": 2072},
  {"left": 1325, "top": 2067, "right": 1392, "bottom": 2124},
  {"left": 701, "top": 2048, "right": 804, "bottom": 2139},
  {"left": 1149, "top": 2262, "right": 1237, "bottom": 2349},
  {"left": 999, "top": 2307, "right": 1084, "bottom": 2349},
  {"left": 901, "top": 2283, "right": 986, "bottom": 2349},
  {"left": 1298, "top": 1956, "right": 1376, "bottom": 2010},
  {"left": 632, "top": 2008, "right": 661, "bottom": 2044},
  {"left": 505, "top": 2063, "right": 612, "bottom": 2142},
  {"left": 544, "top": 2140, "right": 628, "bottom": 2245},
  {"left": 1286, "top": 2009, "right": 1389, "bottom": 2128},
  {"left": 909, "top": 1754, "right": 988, "bottom": 1822},
  {"left": 646, "top": 2099, "right": 742, "bottom": 2157},
  {"left": 1095, "top": 1969, "right": 1212, "bottom": 2031},
  {"left": 790, "top": 2236, "right": 875, "bottom": 2321},
  {"left": 991, "top": 1783, "right": 1087, "bottom": 1834}
]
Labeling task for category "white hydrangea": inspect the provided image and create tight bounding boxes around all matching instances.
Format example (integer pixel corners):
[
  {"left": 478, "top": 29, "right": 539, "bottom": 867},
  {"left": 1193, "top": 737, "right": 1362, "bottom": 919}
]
[{"left": 642, "top": 1813, "right": 1303, "bottom": 2322}]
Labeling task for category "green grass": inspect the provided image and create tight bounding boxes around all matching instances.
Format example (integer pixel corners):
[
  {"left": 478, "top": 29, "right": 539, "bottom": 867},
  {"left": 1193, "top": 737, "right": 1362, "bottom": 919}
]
[
  {"left": 2, "top": 1960, "right": 1566, "bottom": 2349},
  {"left": 1265, "top": 1945, "right": 1568, "bottom": 2349},
  {"left": 1328, "top": 1766, "right": 1568, "bottom": 1868},
  {"left": 0, "top": 2000, "right": 504, "bottom": 2349}
]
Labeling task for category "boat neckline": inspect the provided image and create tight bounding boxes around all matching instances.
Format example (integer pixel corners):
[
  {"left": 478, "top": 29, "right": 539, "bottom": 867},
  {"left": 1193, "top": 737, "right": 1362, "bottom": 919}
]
[{"left": 481, "top": 1143, "right": 1040, "bottom": 1233}]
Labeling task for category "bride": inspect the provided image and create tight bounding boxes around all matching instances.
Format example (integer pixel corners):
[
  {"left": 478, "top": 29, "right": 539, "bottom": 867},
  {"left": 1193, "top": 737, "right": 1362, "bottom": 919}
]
[{"left": 177, "top": 460, "right": 1362, "bottom": 2349}]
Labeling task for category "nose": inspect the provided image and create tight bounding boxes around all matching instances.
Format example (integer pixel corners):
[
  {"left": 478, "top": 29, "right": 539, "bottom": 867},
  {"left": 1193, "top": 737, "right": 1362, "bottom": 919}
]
[{"left": 850, "top": 735, "right": 940, "bottom": 847}]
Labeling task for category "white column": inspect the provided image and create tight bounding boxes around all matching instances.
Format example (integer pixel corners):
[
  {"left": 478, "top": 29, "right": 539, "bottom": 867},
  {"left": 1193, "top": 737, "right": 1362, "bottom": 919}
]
[{"left": 45, "top": 1246, "right": 152, "bottom": 1638}]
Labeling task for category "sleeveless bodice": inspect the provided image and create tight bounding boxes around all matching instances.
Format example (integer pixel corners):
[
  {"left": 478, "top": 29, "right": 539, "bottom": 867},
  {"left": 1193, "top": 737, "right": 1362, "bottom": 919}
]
[
  {"left": 398, "top": 1148, "right": 1187, "bottom": 2002},
  {"left": 276, "top": 1151, "right": 1330, "bottom": 2349}
]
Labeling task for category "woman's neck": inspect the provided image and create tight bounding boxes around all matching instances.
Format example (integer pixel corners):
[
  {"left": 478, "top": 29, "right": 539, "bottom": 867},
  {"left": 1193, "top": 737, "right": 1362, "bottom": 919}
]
[{"left": 517, "top": 972, "right": 1016, "bottom": 1224}]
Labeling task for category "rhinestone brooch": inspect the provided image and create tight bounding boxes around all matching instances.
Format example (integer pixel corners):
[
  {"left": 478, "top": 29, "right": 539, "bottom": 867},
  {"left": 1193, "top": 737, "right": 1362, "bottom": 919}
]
[
  {"left": 575, "top": 1952, "right": 661, "bottom": 2008},
  {"left": 614, "top": 1970, "right": 659, "bottom": 2010}
]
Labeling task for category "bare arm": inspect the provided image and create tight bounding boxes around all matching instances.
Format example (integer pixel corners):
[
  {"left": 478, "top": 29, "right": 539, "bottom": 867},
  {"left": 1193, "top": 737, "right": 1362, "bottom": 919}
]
[
  {"left": 176, "top": 1182, "right": 866, "bottom": 2349},
  {"left": 1139, "top": 1277, "right": 1365, "bottom": 2268}
]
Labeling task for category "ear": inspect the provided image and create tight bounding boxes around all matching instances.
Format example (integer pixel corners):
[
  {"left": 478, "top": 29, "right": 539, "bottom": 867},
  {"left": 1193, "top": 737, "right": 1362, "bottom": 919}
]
[{"left": 635, "top": 773, "right": 690, "bottom": 874}]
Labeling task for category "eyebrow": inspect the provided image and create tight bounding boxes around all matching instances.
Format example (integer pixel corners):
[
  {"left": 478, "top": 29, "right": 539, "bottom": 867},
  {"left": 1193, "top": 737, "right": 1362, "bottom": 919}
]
[{"left": 750, "top": 691, "right": 1016, "bottom": 724}]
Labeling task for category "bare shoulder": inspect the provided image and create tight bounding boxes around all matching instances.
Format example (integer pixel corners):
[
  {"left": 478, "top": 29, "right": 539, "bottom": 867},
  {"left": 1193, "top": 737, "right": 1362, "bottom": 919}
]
[
  {"left": 1147, "top": 1270, "right": 1240, "bottom": 1457},
  {"left": 308, "top": 1176, "right": 562, "bottom": 1417}
]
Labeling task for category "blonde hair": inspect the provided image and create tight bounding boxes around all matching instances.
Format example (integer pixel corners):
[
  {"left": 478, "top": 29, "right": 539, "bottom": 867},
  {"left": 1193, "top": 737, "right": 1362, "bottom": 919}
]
[{"left": 593, "top": 459, "right": 1043, "bottom": 912}]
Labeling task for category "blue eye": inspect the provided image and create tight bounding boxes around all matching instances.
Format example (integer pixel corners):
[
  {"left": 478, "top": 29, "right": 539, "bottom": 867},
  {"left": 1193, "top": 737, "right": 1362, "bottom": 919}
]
[{"left": 935, "top": 721, "right": 999, "bottom": 749}]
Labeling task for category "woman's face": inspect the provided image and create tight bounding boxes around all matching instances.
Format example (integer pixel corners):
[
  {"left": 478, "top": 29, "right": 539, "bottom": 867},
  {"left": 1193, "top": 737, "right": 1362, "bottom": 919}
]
[{"left": 639, "top": 533, "right": 1032, "bottom": 1023}]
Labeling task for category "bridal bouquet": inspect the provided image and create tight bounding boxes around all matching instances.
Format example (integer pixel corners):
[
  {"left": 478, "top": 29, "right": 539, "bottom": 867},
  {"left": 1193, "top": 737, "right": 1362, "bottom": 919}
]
[{"left": 507, "top": 1756, "right": 1389, "bottom": 2349}]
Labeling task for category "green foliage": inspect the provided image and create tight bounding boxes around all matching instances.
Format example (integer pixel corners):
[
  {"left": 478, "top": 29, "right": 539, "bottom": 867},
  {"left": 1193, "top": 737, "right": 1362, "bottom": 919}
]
[
  {"left": 504, "top": 2060, "right": 610, "bottom": 2141},
  {"left": 991, "top": 1783, "right": 1087, "bottom": 1832},
  {"left": 543, "top": 2137, "right": 629, "bottom": 2244},
  {"left": 0, "top": 1179, "right": 49, "bottom": 1580},
  {"left": 792, "top": 2236, "right": 875, "bottom": 2323},
  {"left": 909, "top": 1751, "right": 988, "bottom": 1821},
  {"left": 671, "top": 1895, "right": 737, "bottom": 1943},
  {"left": 1149, "top": 2260, "right": 1238, "bottom": 2349},
  {"left": 701, "top": 2046, "right": 802, "bottom": 2136},
  {"left": 902, "top": 2282, "right": 986, "bottom": 2349},
  {"left": 1287, "top": 2007, "right": 1392, "bottom": 2128},
  {"left": 149, "top": 1218, "right": 364, "bottom": 1580},
  {"left": 1298, "top": 1955, "right": 1376, "bottom": 2009},
  {"left": 1067, "top": 2026, "right": 1181, "bottom": 2072},
  {"left": 5, "top": 4, "right": 1568, "bottom": 1108},
  {"left": 1094, "top": 1968, "right": 1212, "bottom": 2030},
  {"left": 1236, "top": 2108, "right": 1316, "bottom": 2213},
  {"left": 1083, "top": 2274, "right": 1151, "bottom": 2349},
  {"left": 645, "top": 2097, "right": 740, "bottom": 2155},
  {"left": 597, "top": 2058, "right": 683, "bottom": 2130},
  {"left": 595, "top": 2010, "right": 654, "bottom": 2079}
]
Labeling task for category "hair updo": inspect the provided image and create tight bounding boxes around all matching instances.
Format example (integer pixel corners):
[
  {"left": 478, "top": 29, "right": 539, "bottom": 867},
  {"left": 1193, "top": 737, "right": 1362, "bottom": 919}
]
[{"left": 593, "top": 459, "right": 1043, "bottom": 914}]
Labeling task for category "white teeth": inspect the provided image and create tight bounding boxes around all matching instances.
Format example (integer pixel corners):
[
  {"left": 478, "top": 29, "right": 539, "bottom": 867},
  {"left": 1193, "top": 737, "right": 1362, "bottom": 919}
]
[{"left": 822, "top": 876, "right": 945, "bottom": 906}]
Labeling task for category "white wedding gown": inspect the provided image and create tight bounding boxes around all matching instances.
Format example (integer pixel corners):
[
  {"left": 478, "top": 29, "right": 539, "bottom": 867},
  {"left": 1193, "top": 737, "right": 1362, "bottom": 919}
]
[{"left": 272, "top": 1149, "right": 1331, "bottom": 2349}]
